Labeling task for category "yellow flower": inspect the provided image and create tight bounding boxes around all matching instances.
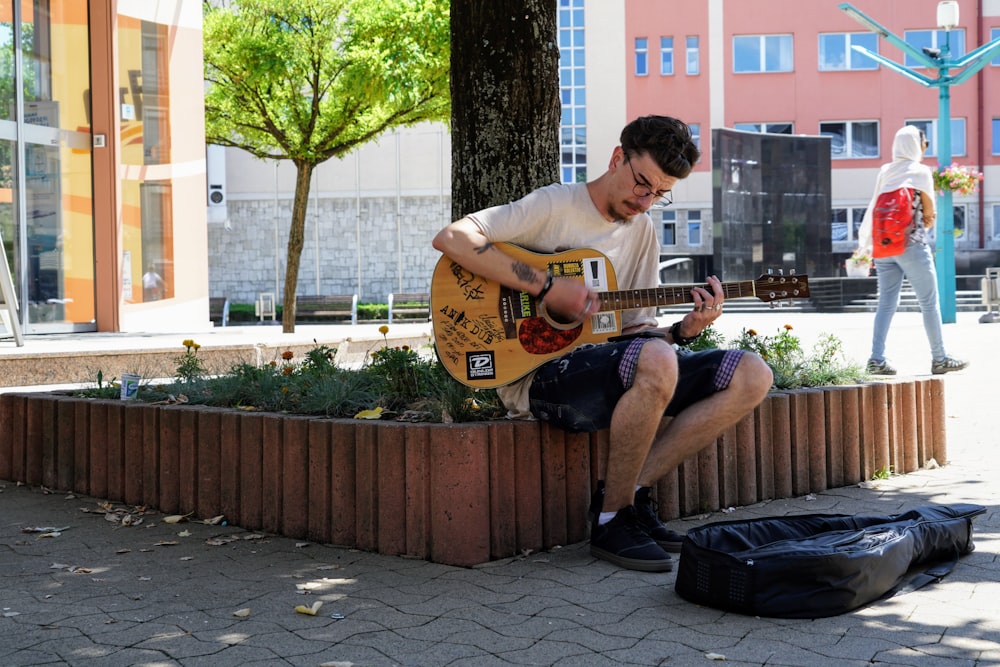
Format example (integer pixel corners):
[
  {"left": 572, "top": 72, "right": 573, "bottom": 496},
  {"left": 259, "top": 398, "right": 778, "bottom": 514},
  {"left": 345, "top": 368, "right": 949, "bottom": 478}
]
[
  {"left": 182, "top": 339, "right": 195, "bottom": 349},
  {"left": 378, "top": 325, "right": 389, "bottom": 335}
]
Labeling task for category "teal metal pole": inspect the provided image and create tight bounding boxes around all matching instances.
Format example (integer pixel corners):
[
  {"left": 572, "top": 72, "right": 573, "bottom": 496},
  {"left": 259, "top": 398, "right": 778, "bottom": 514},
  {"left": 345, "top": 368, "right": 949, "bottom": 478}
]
[{"left": 936, "top": 78, "right": 957, "bottom": 323}]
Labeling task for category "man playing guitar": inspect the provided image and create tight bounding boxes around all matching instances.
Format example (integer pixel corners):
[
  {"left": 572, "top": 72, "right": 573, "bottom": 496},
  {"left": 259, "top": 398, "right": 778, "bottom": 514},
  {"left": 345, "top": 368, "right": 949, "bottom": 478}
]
[{"left": 432, "top": 116, "right": 773, "bottom": 572}]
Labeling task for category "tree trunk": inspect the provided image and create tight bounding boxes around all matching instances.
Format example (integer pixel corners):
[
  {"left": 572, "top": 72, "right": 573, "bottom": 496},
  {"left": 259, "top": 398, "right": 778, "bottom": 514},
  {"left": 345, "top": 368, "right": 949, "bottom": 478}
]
[
  {"left": 450, "top": 0, "right": 561, "bottom": 220},
  {"left": 281, "top": 160, "right": 315, "bottom": 333}
]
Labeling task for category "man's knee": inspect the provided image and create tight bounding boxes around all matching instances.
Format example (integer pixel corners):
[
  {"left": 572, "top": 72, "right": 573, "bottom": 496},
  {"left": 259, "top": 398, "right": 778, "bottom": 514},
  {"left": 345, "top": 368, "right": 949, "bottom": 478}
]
[{"left": 733, "top": 352, "right": 773, "bottom": 401}]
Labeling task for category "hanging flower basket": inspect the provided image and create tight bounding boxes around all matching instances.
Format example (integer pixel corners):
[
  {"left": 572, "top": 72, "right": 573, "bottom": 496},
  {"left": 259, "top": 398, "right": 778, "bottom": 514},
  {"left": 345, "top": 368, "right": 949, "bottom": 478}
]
[{"left": 933, "top": 164, "right": 984, "bottom": 196}]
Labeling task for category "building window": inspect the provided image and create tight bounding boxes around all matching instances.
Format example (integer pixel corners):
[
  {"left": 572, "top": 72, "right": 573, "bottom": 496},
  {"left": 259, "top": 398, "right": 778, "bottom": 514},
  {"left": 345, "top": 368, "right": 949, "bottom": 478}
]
[
  {"left": 635, "top": 37, "right": 648, "bottom": 76},
  {"left": 559, "top": 0, "right": 586, "bottom": 184},
  {"left": 906, "top": 118, "right": 967, "bottom": 157},
  {"left": 991, "top": 118, "right": 1000, "bottom": 155},
  {"left": 820, "top": 120, "right": 878, "bottom": 159},
  {"left": 818, "top": 32, "right": 879, "bottom": 70},
  {"left": 687, "top": 211, "right": 702, "bottom": 246},
  {"left": 661, "top": 210, "right": 676, "bottom": 246},
  {"left": 733, "top": 122, "right": 793, "bottom": 134},
  {"left": 660, "top": 37, "right": 674, "bottom": 75},
  {"left": 688, "top": 122, "right": 701, "bottom": 149},
  {"left": 992, "top": 204, "right": 1000, "bottom": 241},
  {"left": 993, "top": 29, "right": 1000, "bottom": 66},
  {"left": 686, "top": 36, "right": 699, "bottom": 75},
  {"left": 904, "top": 29, "right": 965, "bottom": 67},
  {"left": 733, "top": 34, "right": 793, "bottom": 73},
  {"left": 832, "top": 207, "right": 866, "bottom": 243}
]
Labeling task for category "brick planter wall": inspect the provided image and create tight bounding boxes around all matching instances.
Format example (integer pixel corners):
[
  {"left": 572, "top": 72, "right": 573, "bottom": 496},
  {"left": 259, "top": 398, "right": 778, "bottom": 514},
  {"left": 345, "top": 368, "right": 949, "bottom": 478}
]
[{"left": 0, "top": 378, "right": 946, "bottom": 567}]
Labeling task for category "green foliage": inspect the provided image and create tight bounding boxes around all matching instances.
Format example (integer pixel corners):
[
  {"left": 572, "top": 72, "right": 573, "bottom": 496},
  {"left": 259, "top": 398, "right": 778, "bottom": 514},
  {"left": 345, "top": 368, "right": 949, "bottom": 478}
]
[
  {"left": 203, "top": 0, "right": 450, "bottom": 161},
  {"left": 79, "top": 333, "right": 506, "bottom": 424},
  {"left": 694, "top": 324, "right": 866, "bottom": 390}
]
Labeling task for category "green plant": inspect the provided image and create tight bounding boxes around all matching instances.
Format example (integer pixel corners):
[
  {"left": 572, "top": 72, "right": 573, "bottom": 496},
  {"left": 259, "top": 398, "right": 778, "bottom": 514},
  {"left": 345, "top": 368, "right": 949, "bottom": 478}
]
[
  {"left": 872, "top": 465, "right": 893, "bottom": 480},
  {"left": 933, "top": 163, "right": 983, "bottom": 196},
  {"left": 175, "top": 339, "right": 206, "bottom": 384}
]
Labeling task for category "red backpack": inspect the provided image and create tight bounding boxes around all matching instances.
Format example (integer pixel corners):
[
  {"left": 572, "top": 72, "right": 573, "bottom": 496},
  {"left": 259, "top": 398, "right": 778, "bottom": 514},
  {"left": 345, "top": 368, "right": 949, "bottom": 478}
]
[{"left": 872, "top": 188, "right": 917, "bottom": 258}]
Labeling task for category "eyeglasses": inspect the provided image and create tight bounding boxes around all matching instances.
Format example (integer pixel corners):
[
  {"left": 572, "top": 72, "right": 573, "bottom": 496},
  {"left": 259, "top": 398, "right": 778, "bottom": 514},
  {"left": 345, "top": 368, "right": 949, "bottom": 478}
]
[{"left": 625, "top": 155, "right": 673, "bottom": 208}]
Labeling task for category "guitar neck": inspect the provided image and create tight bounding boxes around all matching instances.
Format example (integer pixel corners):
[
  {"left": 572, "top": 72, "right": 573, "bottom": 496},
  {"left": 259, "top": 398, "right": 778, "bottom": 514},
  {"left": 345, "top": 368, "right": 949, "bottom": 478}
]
[{"left": 600, "top": 280, "right": 758, "bottom": 310}]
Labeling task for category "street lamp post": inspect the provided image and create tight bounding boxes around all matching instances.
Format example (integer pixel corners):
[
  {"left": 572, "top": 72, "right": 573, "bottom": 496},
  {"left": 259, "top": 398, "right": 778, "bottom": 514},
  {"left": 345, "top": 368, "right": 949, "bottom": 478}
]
[{"left": 839, "top": 1, "right": 1000, "bottom": 323}]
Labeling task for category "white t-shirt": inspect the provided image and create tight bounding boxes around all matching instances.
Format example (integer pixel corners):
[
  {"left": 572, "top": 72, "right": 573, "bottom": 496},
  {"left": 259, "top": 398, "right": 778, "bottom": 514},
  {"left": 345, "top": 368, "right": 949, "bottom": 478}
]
[{"left": 467, "top": 182, "right": 660, "bottom": 417}]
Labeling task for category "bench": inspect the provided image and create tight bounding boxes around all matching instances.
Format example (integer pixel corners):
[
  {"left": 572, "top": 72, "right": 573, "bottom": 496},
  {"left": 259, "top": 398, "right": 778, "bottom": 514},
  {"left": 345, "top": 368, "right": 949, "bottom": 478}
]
[
  {"left": 209, "top": 297, "right": 230, "bottom": 326},
  {"left": 296, "top": 294, "right": 358, "bottom": 325},
  {"left": 387, "top": 291, "right": 430, "bottom": 324}
]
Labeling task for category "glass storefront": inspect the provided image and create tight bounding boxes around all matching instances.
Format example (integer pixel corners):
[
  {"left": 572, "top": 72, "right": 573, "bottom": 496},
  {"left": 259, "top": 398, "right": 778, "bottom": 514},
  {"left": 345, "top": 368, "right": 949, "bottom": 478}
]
[{"left": 1, "top": 1, "right": 96, "bottom": 332}]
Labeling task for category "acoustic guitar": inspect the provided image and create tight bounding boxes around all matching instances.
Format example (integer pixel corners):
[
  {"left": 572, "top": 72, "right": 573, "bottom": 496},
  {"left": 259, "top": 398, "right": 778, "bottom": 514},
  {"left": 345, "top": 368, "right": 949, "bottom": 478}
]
[{"left": 431, "top": 243, "right": 809, "bottom": 388}]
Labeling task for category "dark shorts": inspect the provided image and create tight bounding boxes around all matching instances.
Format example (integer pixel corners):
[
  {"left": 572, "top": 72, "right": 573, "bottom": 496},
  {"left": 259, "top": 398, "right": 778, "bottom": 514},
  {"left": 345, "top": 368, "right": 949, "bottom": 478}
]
[{"left": 528, "top": 340, "right": 745, "bottom": 433}]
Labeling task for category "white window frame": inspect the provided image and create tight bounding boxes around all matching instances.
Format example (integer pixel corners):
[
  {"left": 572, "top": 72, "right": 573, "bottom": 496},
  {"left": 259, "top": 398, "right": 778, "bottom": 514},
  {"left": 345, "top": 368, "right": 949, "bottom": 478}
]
[
  {"left": 832, "top": 207, "right": 867, "bottom": 244},
  {"left": 904, "top": 29, "right": 966, "bottom": 68},
  {"left": 906, "top": 118, "right": 967, "bottom": 157},
  {"left": 687, "top": 210, "right": 702, "bottom": 246},
  {"left": 992, "top": 204, "right": 1000, "bottom": 241},
  {"left": 733, "top": 34, "right": 793, "bottom": 73},
  {"left": 686, "top": 36, "right": 700, "bottom": 75},
  {"left": 820, "top": 120, "right": 879, "bottom": 159},
  {"left": 818, "top": 32, "right": 879, "bottom": 71},
  {"left": 660, "top": 37, "right": 674, "bottom": 76},
  {"left": 635, "top": 37, "right": 648, "bottom": 76},
  {"left": 661, "top": 210, "right": 677, "bottom": 247},
  {"left": 733, "top": 122, "right": 794, "bottom": 135}
]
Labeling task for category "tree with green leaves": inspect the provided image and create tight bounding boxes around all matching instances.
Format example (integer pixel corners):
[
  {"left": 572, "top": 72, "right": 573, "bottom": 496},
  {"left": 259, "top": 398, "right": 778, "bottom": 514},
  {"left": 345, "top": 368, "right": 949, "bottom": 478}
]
[{"left": 203, "top": 0, "right": 449, "bottom": 333}]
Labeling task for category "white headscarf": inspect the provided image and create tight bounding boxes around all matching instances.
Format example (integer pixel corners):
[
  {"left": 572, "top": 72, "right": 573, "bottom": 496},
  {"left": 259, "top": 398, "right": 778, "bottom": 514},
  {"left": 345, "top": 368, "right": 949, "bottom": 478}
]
[{"left": 856, "top": 125, "right": 935, "bottom": 255}]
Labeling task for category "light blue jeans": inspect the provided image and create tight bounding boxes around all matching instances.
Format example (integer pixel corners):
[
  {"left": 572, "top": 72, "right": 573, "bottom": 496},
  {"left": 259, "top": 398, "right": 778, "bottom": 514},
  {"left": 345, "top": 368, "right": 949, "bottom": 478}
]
[{"left": 870, "top": 241, "right": 947, "bottom": 363}]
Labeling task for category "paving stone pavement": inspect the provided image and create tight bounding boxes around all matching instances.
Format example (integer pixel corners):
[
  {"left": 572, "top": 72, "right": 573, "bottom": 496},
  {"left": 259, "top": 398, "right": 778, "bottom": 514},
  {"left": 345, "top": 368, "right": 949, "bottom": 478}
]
[{"left": 1, "top": 310, "right": 998, "bottom": 666}]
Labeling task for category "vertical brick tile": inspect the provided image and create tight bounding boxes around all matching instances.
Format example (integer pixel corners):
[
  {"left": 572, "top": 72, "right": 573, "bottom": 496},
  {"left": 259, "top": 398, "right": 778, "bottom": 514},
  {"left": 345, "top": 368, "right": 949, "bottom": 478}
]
[
  {"left": 141, "top": 406, "right": 159, "bottom": 507},
  {"left": 0, "top": 394, "right": 24, "bottom": 481},
  {"left": 354, "top": 422, "right": 377, "bottom": 551},
  {"left": 330, "top": 420, "right": 357, "bottom": 546},
  {"left": 280, "top": 416, "right": 309, "bottom": 541},
  {"left": 655, "top": 468, "right": 680, "bottom": 521},
  {"left": 786, "top": 389, "right": 814, "bottom": 496},
  {"left": 87, "top": 402, "right": 109, "bottom": 500},
  {"left": 404, "top": 425, "right": 431, "bottom": 559},
  {"left": 429, "top": 424, "right": 490, "bottom": 566},
  {"left": 539, "top": 423, "right": 568, "bottom": 549},
  {"left": 823, "top": 389, "right": 844, "bottom": 489},
  {"left": 869, "top": 382, "right": 891, "bottom": 478},
  {"left": 219, "top": 412, "right": 242, "bottom": 527},
  {"left": 123, "top": 403, "right": 145, "bottom": 505},
  {"left": 158, "top": 407, "right": 180, "bottom": 514},
  {"left": 716, "top": 424, "right": 739, "bottom": 509},
  {"left": 735, "top": 411, "right": 758, "bottom": 505},
  {"left": 39, "top": 396, "right": 57, "bottom": 489},
  {"left": 56, "top": 399, "right": 83, "bottom": 492},
  {"left": 857, "top": 384, "right": 876, "bottom": 481},
  {"left": 886, "top": 383, "right": 904, "bottom": 474},
  {"left": 239, "top": 413, "right": 264, "bottom": 530},
  {"left": 106, "top": 402, "right": 127, "bottom": 502},
  {"left": 306, "top": 419, "right": 331, "bottom": 545},
  {"left": 754, "top": 400, "right": 774, "bottom": 500},
  {"left": 25, "top": 397, "right": 45, "bottom": 486},
  {"left": 839, "top": 387, "right": 862, "bottom": 485},
  {"left": 769, "top": 393, "right": 792, "bottom": 500},
  {"left": 899, "top": 382, "right": 918, "bottom": 473},
  {"left": 375, "top": 423, "right": 406, "bottom": 555},
  {"left": 513, "top": 420, "right": 543, "bottom": 554},
  {"left": 488, "top": 421, "right": 517, "bottom": 560},
  {"left": 178, "top": 408, "right": 198, "bottom": 514},
  {"left": 929, "top": 377, "right": 947, "bottom": 464},
  {"left": 564, "top": 431, "right": 591, "bottom": 546},
  {"left": 678, "top": 453, "right": 701, "bottom": 516},
  {"left": 806, "top": 390, "right": 828, "bottom": 493},
  {"left": 74, "top": 398, "right": 91, "bottom": 495},
  {"left": 696, "top": 434, "right": 720, "bottom": 514},
  {"left": 260, "top": 414, "right": 284, "bottom": 533},
  {"left": 197, "top": 408, "right": 223, "bottom": 520}
]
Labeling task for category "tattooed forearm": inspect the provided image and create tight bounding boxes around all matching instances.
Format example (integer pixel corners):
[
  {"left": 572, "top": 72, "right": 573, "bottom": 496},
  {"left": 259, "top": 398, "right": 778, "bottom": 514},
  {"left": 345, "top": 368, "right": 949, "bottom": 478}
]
[
  {"left": 474, "top": 241, "right": 494, "bottom": 255},
  {"left": 512, "top": 261, "right": 540, "bottom": 285}
]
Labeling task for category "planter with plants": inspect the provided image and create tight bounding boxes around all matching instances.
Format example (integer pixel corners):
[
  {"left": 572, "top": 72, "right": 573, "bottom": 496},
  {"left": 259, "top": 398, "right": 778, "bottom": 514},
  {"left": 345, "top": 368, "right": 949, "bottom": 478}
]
[{"left": 0, "top": 325, "right": 946, "bottom": 566}]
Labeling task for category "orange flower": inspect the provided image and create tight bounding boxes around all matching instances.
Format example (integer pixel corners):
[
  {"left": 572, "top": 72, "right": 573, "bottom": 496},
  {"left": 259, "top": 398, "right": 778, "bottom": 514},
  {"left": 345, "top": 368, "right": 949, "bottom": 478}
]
[
  {"left": 747, "top": 329, "right": 758, "bottom": 336},
  {"left": 282, "top": 366, "right": 293, "bottom": 376},
  {"left": 784, "top": 324, "right": 793, "bottom": 331},
  {"left": 282, "top": 350, "right": 294, "bottom": 360}
]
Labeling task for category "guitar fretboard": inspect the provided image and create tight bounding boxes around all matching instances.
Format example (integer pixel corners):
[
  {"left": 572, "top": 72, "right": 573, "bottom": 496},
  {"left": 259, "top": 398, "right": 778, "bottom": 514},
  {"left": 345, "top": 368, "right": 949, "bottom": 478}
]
[{"left": 599, "top": 281, "right": 759, "bottom": 310}]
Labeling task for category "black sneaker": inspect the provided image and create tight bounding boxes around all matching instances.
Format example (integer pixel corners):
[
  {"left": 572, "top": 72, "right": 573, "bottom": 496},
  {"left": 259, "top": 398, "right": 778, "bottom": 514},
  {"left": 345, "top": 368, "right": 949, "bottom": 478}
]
[
  {"left": 633, "top": 486, "right": 685, "bottom": 553},
  {"left": 590, "top": 506, "right": 674, "bottom": 572},
  {"left": 590, "top": 482, "right": 686, "bottom": 553}
]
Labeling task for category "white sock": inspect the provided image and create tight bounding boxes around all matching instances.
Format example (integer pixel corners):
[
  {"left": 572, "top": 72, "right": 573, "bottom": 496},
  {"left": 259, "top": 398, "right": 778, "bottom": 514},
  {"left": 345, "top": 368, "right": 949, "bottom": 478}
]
[{"left": 597, "top": 510, "right": 617, "bottom": 526}]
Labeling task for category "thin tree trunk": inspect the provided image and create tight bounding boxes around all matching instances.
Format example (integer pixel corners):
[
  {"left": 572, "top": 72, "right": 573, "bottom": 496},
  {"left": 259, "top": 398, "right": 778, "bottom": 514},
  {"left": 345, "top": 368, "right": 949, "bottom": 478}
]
[
  {"left": 450, "top": 0, "right": 561, "bottom": 220},
  {"left": 282, "top": 160, "right": 314, "bottom": 333}
]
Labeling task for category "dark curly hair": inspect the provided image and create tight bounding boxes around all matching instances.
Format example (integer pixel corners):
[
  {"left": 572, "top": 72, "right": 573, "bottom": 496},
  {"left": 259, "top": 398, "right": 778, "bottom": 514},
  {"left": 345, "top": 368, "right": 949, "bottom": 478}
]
[{"left": 620, "top": 116, "right": 700, "bottom": 180}]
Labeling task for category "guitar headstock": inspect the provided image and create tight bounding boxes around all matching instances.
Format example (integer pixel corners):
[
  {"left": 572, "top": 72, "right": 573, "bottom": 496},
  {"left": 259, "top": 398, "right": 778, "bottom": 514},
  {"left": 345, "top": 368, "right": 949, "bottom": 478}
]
[{"left": 754, "top": 274, "right": 810, "bottom": 303}]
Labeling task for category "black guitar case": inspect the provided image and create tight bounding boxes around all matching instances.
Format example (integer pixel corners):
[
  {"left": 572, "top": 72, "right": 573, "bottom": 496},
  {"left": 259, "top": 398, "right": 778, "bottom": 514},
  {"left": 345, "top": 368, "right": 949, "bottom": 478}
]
[{"left": 674, "top": 503, "right": 986, "bottom": 618}]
